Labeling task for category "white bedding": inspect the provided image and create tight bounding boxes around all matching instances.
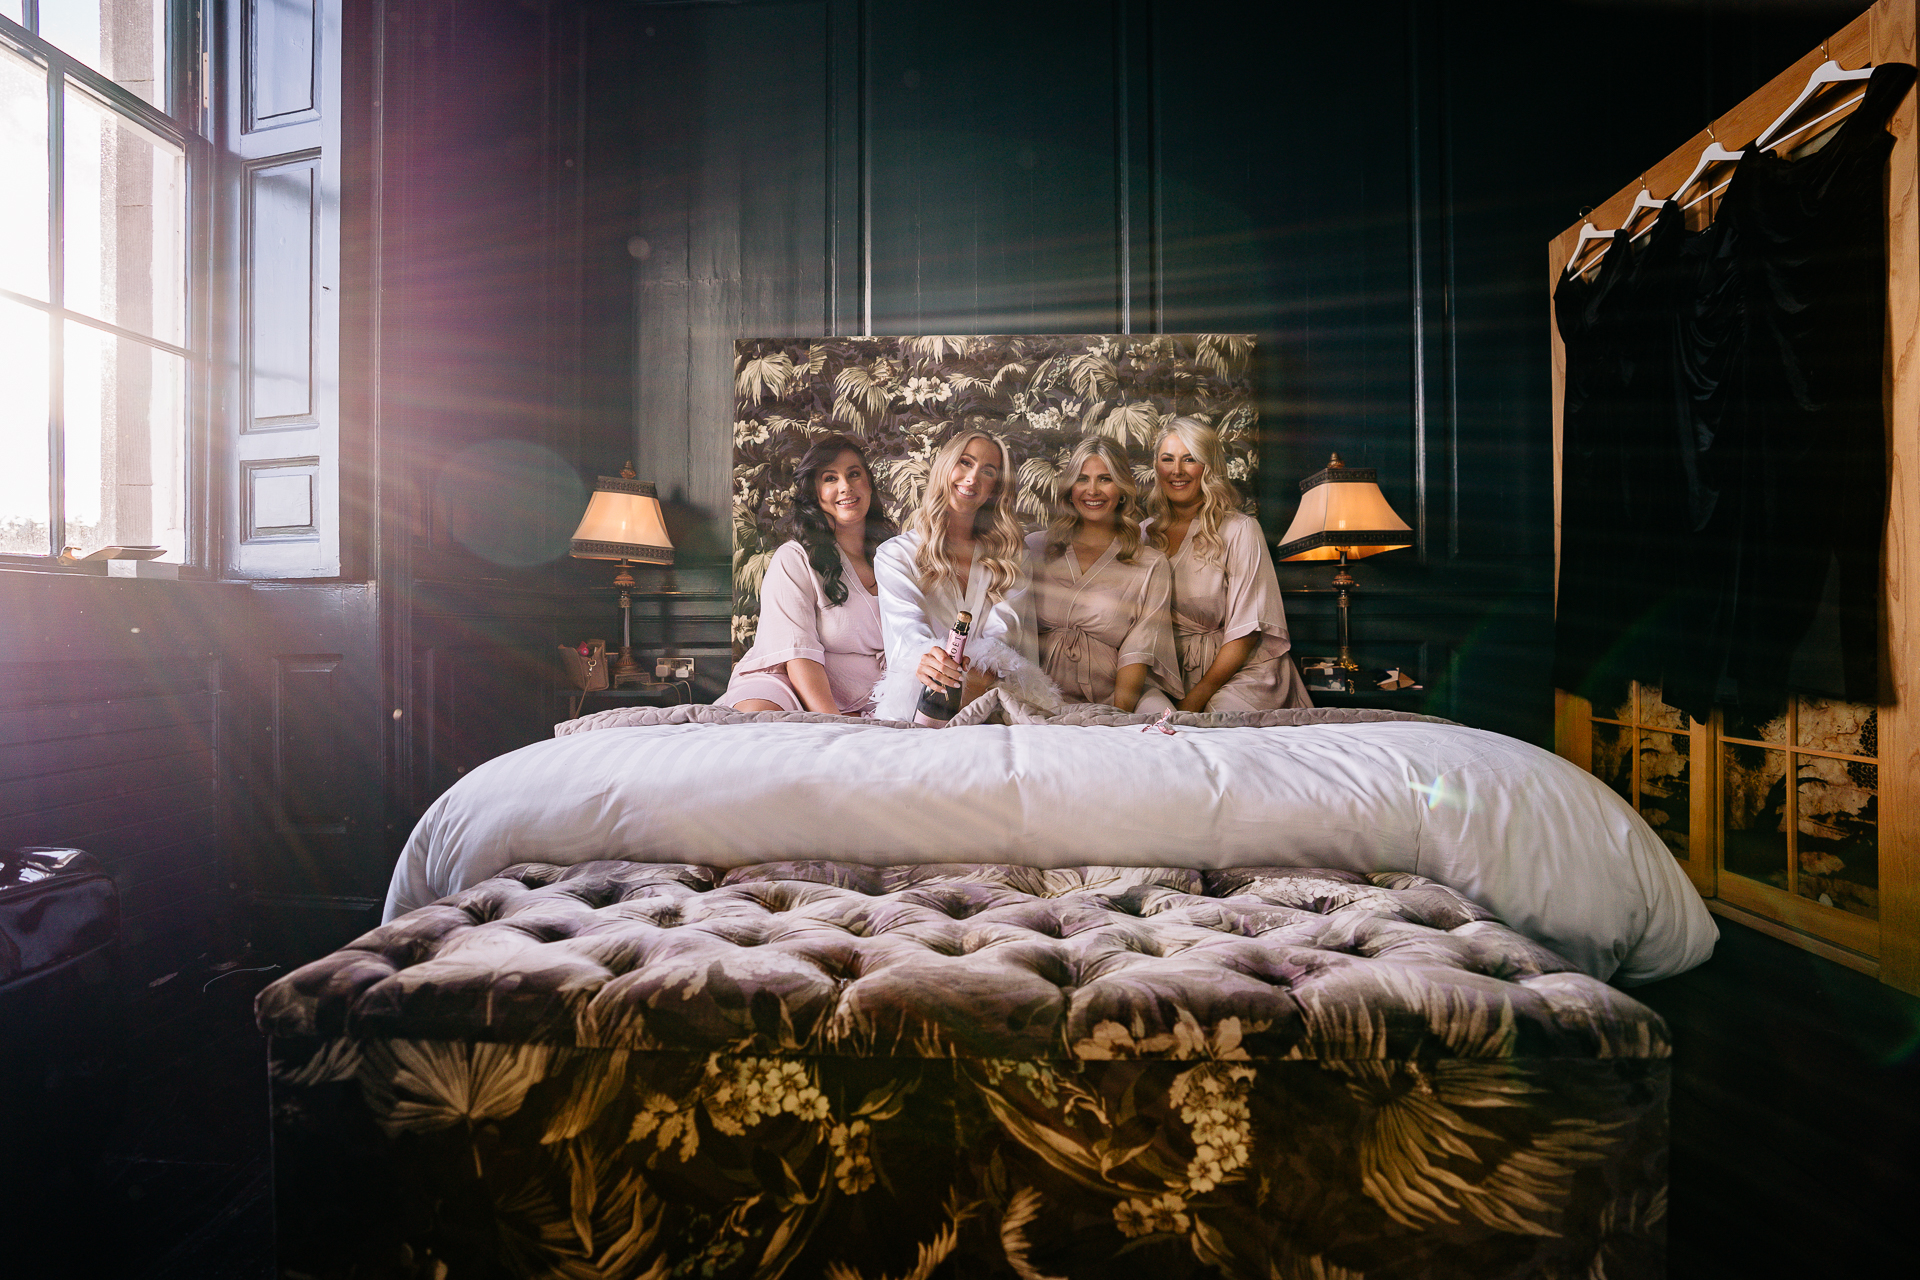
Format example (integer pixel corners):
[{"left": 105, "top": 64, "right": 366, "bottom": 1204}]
[{"left": 385, "top": 717, "right": 1716, "bottom": 985}]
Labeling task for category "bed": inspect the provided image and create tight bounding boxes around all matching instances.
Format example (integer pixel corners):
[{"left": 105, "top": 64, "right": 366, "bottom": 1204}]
[{"left": 256, "top": 703, "right": 1708, "bottom": 1277}]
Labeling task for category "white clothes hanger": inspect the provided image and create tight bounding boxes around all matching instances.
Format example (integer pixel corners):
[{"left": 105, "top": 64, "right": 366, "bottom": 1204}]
[
  {"left": 1563, "top": 221, "right": 1615, "bottom": 279},
  {"left": 1617, "top": 178, "right": 1667, "bottom": 238},
  {"left": 1755, "top": 55, "right": 1873, "bottom": 152},
  {"left": 1673, "top": 138, "right": 1745, "bottom": 205}
]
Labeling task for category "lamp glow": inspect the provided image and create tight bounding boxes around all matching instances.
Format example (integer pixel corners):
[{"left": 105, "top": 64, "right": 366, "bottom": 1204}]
[
  {"left": 1276, "top": 454, "right": 1412, "bottom": 685},
  {"left": 569, "top": 464, "right": 676, "bottom": 687}
]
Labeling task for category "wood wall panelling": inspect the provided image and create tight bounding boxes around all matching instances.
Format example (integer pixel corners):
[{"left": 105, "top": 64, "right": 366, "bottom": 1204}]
[
  {"left": 0, "top": 575, "right": 245, "bottom": 977},
  {"left": 247, "top": 0, "right": 322, "bottom": 132},
  {"left": 865, "top": 0, "right": 1123, "bottom": 335},
  {"left": 270, "top": 654, "right": 344, "bottom": 830},
  {"left": 248, "top": 157, "right": 320, "bottom": 427},
  {"left": 228, "top": 0, "right": 341, "bottom": 578},
  {"left": 616, "top": 1, "right": 833, "bottom": 538},
  {"left": 242, "top": 457, "right": 321, "bottom": 543}
]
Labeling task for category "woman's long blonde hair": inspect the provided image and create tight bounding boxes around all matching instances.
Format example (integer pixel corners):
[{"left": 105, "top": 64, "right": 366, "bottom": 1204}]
[
  {"left": 1044, "top": 437, "right": 1143, "bottom": 564},
  {"left": 1145, "top": 416, "right": 1242, "bottom": 564},
  {"left": 907, "top": 427, "right": 1026, "bottom": 601}
]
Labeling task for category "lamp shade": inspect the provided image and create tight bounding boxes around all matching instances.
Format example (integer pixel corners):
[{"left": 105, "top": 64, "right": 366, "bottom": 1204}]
[
  {"left": 569, "top": 473, "right": 674, "bottom": 565},
  {"left": 1275, "top": 454, "right": 1412, "bottom": 562}
]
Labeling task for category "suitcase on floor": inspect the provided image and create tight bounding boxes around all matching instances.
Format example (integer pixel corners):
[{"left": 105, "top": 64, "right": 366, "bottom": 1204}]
[{"left": 0, "top": 846, "right": 124, "bottom": 1186}]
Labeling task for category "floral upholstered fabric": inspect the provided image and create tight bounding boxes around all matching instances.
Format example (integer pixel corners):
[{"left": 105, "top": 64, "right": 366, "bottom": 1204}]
[{"left": 259, "top": 862, "right": 1671, "bottom": 1278}]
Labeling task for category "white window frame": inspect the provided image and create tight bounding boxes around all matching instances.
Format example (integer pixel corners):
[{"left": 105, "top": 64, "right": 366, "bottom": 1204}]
[{"left": 0, "top": 1, "right": 212, "bottom": 569}]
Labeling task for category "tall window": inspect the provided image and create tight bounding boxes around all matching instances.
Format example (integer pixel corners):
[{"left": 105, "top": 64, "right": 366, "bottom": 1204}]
[{"left": 1, "top": 1, "right": 193, "bottom": 562}]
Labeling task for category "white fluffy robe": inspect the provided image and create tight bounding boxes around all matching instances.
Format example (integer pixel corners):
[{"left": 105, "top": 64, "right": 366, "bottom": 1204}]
[{"left": 870, "top": 533, "right": 1059, "bottom": 721}]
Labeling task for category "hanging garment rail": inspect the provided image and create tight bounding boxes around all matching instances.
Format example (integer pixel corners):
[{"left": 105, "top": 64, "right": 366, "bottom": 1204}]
[
  {"left": 1548, "top": 0, "right": 1920, "bottom": 997},
  {"left": 1566, "top": 87, "right": 1875, "bottom": 277},
  {"left": 1560, "top": 19, "right": 1883, "bottom": 280}
]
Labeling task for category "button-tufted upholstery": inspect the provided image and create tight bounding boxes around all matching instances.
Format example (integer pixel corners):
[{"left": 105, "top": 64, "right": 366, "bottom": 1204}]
[{"left": 255, "top": 860, "right": 1668, "bottom": 1061}]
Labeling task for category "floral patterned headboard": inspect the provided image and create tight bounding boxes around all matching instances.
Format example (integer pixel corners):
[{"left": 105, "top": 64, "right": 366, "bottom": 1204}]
[{"left": 730, "top": 334, "right": 1258, "bottom": 651}]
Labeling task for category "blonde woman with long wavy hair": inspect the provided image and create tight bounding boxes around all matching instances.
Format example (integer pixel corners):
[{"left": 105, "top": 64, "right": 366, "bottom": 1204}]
[
  {"left": 1146, "top": 417, "right": 1311, "bottom": 712},
  {"left": 1026, "top": 437, "right": 1181, "bottom": 712},
  {"left": 872, "top": 428, "right": 1056, "bottom": 721}
]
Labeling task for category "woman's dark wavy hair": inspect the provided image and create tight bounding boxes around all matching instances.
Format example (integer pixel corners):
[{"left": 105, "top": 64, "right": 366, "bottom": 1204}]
[{"left": 782, "top": 433, "right": 898, "bottom": 606}]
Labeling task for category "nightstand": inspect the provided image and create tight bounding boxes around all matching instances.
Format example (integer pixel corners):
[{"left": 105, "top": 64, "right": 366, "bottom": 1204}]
[
  {"left": 559, "top": 683, "right": 691, "bottom": 721},
  {"left": 1307, "top": 687, "right": 1430, "bottom": 713}
]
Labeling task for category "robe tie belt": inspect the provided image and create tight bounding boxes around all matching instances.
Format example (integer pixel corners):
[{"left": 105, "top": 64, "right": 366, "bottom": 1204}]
[{"left": 1039, "top": 622, "right": 1111, "bottom": 698}]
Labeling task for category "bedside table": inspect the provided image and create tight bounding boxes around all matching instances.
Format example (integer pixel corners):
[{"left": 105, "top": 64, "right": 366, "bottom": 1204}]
[
  {"left": 1307, "top": 687, "right": 1429, "bottom": 713},
  {"left": 560, "top": 683, "right": 691, "bottom": 721}
]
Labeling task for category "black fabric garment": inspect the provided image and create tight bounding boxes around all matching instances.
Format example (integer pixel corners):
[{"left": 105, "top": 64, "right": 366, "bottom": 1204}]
[
  {"left": 1554, "top": 231, "right": 1642, "bottom": 691},
  {"left": 1556, "top": 62, "right": 1914, "bottom": 722},
  {"left": 1664, "top": 61, "right": 1914, "bottom": 721},
  {"left": 1552, "top": 204, "right": 1700, "bottom": 695}
]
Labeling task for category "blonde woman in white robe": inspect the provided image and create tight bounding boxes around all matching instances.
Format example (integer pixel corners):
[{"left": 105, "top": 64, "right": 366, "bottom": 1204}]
[
  {"left": 872, "top": 429, "right": 1054, "bottom": 722},
  {"left": 1146, "top": 417, "right": 1312, "bottom": 712},
  {"left": 1026, "top": 437, "right": 1180, "bottom": 713}
]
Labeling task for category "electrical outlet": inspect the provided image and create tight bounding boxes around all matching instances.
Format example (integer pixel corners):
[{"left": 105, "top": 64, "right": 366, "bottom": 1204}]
[
  {"left": 667, "top": 658, "right": 694, "bottom": 681},
  {"left": 655, "top": 658, "right": 671, "bottom": 679}
]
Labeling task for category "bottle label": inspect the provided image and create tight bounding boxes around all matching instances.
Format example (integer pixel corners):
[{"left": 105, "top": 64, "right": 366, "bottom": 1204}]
[{"left": 913, "top": 613, "right": 971, "bottom": 727}]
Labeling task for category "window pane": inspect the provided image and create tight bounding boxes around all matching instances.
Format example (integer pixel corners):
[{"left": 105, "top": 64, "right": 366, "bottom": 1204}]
[
  {"left": 1588, "top": 669, "right": 1631, "bottom": 722},
  {"left": 1796, "top": 697, "right": 1876, "bottom": 756},
  {"left": 1591, "top": 720, "right": 1632, "bottom": 804},
  {"left": 1796, "top": 756, "right": 1878, "bottom": 919},
  {"left": 0, "top": 298, "right": 52, "bottom": 555},
  {"left": 1637, "top": 684, "right": 1688, "bottom": 732},
  {"left": 0, "top": 39, "right": 49, "bottom": 301},
  {"left": 63, "top": 320, "right": 186, "bottom": 561},
  {"left": 1639, "top": 731, "right": 1691, "bottom": 859},
  {"left": 63, "top": 81, "right": 184, "bottom": 344},
  {"left": 1724, "top": 702, "right": 1788, "bottom": 744},
  {"left": 1722, "top": 743, "right": 1789, "bottom": 890},
  {"left": 38, "top": 0, "right": 168, "bottom": 108}
]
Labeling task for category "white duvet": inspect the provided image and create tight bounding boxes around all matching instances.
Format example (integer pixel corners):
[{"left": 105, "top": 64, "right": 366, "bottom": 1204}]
[{"left": 386, "top": 718, "right": 1716, "bottom": 985}]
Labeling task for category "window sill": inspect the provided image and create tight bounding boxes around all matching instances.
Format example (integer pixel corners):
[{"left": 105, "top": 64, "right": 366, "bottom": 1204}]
[{"left": 0, "top": 560, "right": 209, "bottom": 582}]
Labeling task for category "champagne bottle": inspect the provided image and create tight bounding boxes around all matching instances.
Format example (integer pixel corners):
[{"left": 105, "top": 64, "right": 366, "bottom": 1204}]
[{"left": 913, "top": 610, "right": 972, "bottom": 727}]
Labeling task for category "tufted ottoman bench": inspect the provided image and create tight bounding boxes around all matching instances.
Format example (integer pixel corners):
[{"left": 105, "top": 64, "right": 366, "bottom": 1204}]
[{"left": 255, "top": 861, "right": 1670, "bottom": 1278}]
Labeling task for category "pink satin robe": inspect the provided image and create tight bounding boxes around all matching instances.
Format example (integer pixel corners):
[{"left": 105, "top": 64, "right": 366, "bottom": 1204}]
[
  {"left": 1026, "top": 531, "right": 1182, "bottom": 708},
  {"left": 1163, "top": 511, "right": 1311, "bottom": 711},
  {"left": 718, "top": 540, "right": 885, "bottom": 715}
]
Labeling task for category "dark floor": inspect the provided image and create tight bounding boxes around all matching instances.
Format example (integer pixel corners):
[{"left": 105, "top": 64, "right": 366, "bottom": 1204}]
[
  {"left": 1630, "top": 920, "right": 1920, "bottom": 1277},
  {"left": 11, "top": 949, "right": 279, "bottom": 1280},
  {"left": 9, "top": 917, "right": 1918, "bottom": 1278}
]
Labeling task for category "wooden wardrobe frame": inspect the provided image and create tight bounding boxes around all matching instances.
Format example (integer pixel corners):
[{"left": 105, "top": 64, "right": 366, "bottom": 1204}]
[{"left": 1549, "top": 0, "right": 1920, "bottom": 995}]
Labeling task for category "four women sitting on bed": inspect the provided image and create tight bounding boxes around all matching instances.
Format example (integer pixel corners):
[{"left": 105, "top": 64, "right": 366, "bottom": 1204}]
[{"left": 725, "top": 417, "right": 1309, "bottom": 721}]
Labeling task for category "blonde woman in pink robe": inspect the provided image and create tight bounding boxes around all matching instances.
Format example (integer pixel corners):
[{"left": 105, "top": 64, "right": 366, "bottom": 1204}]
[
  {"left": 1146, "top": 417, "right": 1312, "bottom": 712},
  {"left": 1026, "top": 438, "right": 1181, "bottom": 713},
  {"left": 718, "top": 434, "right": 896, "bottom": 715}
]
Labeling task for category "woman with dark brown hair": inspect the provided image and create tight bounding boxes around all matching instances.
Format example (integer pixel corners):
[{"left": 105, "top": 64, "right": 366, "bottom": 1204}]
[{"left": 718, "top": 434, "right": 897, "bottom": 715}]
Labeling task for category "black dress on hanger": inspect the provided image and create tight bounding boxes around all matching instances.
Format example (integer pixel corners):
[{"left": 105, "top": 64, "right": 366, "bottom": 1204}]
[
  {"left": 1554, "top": 229, "right": 1647, "bottom": 694},
  {"left": 1662, "top": 61, "right": 1916, "bottom": 722},
  {"left": 1555, "top": 62, "right": 1916, "bottom": 723},
  {"left": 1552, "top": 202, "right": 1699, "bottom": 697}
]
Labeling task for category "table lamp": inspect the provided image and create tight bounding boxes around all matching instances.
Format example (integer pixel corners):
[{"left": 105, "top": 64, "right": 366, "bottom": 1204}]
[
  {"left": 569, "top": 463, "right": 674, "bottom": 687},
  {"left": 1275, "top": 453, "right": 1412, "bottom": 685}
]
